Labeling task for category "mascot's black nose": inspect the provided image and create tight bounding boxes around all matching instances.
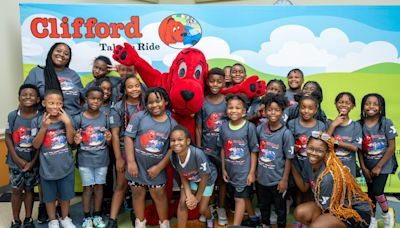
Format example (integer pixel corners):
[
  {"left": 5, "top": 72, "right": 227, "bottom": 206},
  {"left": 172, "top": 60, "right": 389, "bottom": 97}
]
[{"left": 181, "top": 90, "right": 194, "bottom": 101}]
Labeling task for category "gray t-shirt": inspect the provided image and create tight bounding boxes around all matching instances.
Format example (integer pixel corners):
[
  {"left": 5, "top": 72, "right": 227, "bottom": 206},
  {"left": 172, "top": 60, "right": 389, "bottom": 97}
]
[
  {"left": 84, "top": 76, "right": 121, "bottom": 103},
  {"left": 74, "top": 113, "right": 110, "bottom": 168},
  {"left": 24, "top": 67, "right": 84, "bottom": 116},
  {"left": 125, "top": 111, "right": 177, "bottom": 185},
  {"left": 361, "top": 118, "right": 397, "bottom": 174},
  {"left": 109, "top": 100, "right": 141, "bottom": 151},
  {"left": 285, "top": 89, "right": 298, "bottom": 107},
  {"left": 331, "top": 120, "right": 362, "bottom": 177},
  {"left": 6, "top": 110, "right": 38, "bottom": 169},
  {"left": 257, "top": 122, "right": 294, "bottom": 186},
  {"left": 217, "top": 120, "right": 259, "bottom": 192},
  {"left": 307, "top": 164, "right": 371, "bottom": 213},
  {"left": 171, "top": 145, "right": 217, "bottom": 187},
  {"left": 31, "top": 115, "right": 75, "bottom": 180},
  {"left": 196, "top": 97, "right": 226, "bottom": 160},
  {"left": 287, "top": 118, "right": 326, "bottom": 176}
]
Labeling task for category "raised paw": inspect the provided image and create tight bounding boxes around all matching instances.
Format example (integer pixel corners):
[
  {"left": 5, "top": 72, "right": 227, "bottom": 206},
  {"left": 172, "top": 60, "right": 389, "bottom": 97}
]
[
  {"left": 112, "top": 42, "right": 137, "bottom": 66},
  {"left": 242, "top": 75, "right": 266, "bottom": 98}
]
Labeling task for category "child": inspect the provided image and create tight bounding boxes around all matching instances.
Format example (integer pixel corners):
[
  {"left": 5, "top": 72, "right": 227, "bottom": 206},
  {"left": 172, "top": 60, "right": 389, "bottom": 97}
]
[
  {"left": 124, "top": 87, "right": 177, "bottom": 228},
  {"left": 74, "top": 87, "right": 112, "bottom": 228},
  {"left": 326, "top": 92, "right": 362, "bottom": 177},
  {"left": 195, "top": 67, "right": 227, "bottom": 225},
  {"left": 109, "top": 64, "right": 138, "bottom": 101},
  {"left": 107, "top": 75, "right": 145, "bottom": 227},
  {"left": 293, "top": 131, "right": 373, "bottom": 228},
  {"left": 223, "top": 65, "right": 232, "bottom": 88},
  {"left": 218, "top": 94, "right": 258, "bottom": 226},
  {"left": 95, "top": 77, "right": 114, "bottom": 115},
  {"left": 230, "top": 63, "right": 247, "bottom": 86},
  {"left": 6, "top": 84, "right": 40, "bottom": 228},
  {"left": 171, "top": 125, "right": 217, "bottom": 228},
  {"left": 257, "top": 93, "right": 294, "bottom": 228},
  {"left": 358, "top": 93, "right": 397, "bottom": 228},
  {"left": 31, "top": 89, "right": 76, "bottom": 228},
  {"left": 285, "top": 69, "right": 304, "bottom": 106}
]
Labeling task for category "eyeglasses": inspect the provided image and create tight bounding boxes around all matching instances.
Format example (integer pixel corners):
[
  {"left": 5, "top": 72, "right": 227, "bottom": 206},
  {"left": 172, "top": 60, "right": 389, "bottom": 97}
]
[{"left": 311, "top": 131, "right": 331, "bottom": 143}]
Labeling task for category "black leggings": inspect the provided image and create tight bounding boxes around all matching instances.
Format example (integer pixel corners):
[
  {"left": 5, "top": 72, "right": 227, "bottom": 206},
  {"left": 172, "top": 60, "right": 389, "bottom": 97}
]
[
  {"left": 366, "top": 174, "right": 388, "bottom": 213},
  {"left": 256, "top": 182, "right": 286, "bottom": 228}
]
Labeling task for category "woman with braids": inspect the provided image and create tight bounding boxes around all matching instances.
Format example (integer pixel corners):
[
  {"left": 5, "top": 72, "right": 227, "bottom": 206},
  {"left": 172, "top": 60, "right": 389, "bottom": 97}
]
[
  {"left": 24, "top": 42, "right": 83, "bottom": 117},
  {"left": 292, "top": 131, "right": 373, "bottom": 228}
]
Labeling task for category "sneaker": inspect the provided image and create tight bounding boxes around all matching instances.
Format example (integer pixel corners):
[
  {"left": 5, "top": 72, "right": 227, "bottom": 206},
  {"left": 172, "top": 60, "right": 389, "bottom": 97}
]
[
  {"left": 382, "top": 208, "right": 395, "bottom": 228},
  {"left": 129, "top": 210, "right": 136, "bottom": 226},
  {"left": 60, "top": 216, "right": 76, "bottom": 228},
  {"left": 255, "top": 207, "right": 261, "bottom": 218},
  {"left": 216, "top": 208, "right": 228, "bottom": 226},
  {"left": 368, "top": 217, "right": 377, "bottom": 228},
  {"left": 270, "top": 210, "right": 277, "bottom": 224},
  {"left": 159, "top": 220, "right": 170, "bottom": 228},
  {"left": 134, "top": 218, "right": 146, "bottom": 228},
  {"left": 199, "top": 215, "right": 206, "bottom": 223},
  {"left": 48, "top": 219, "right": 60, "bottom": 228},
  {"left": 10, "top": 220, "right": 22, "bottom": 228},
  {"left": 23, "top": 217, "right": 35, "bottom": 228},
  {"left": 82, "top": 217, "right": 93, "bottom": 228},
  {"left": 106, "top": 218, "right": 117, "bottom": 228},
  {"left": 241, "top": 217, "right": 260, "bottom": 227},
  {"left": 92, "top": 216, "right": 106, "bottom": 228},
  {"left": 37, "top": 203, "right": 49, "bottom": 224},
  {"left": 206, "top": 218, "right": 215, "bottom": 228}
]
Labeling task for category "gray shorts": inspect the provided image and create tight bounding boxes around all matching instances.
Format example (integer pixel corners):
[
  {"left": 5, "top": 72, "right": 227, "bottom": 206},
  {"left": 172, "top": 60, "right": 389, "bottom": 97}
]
[{"left": 9, "top": 167, "right": 39, "bottom": 189}]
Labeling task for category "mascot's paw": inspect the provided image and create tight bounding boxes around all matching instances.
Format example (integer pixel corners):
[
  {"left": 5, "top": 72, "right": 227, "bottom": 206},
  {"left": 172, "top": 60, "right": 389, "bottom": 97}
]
[
  {"left": 113, "top": 43, "right": 138, "bottom": 66},
  {"left": 241, "top": 75, "right": 266, "bottom": 98}
]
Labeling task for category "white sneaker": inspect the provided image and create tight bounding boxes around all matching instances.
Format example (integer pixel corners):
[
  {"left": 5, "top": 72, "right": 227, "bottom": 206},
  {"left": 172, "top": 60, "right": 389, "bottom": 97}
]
[
  {"left": 134, "top": 218, "right": 146, "bottom": 228},
  {"left": 382, "top": 208, "right": 395, "bottom": 228},
  {"left": 92, "top": 216, "right": 106, "bottom": 228},
  {"left": 159, "top": 220, "right": 170, "bottom": 228},
  {"left": 199, "top": 215, "right": 206, "bottom": 223},
  {"left": 82, "top": 217, "right": 93, "bottom": 228},
  {"left": 48, "top": 219, "right": 60, "bottom": 228},
  {"left": 270, "top": 210, "right": 277, "bottom": 224},
  {"left": 369, "top": 217, "right": 377, "bottom": 228},
  {"left": 216, "top": 208, "right": 228, "bottom": 226},
  {"left": 255, "top": 207, "right": 261, "bottom": 218},
  {"left": 60, "top": 216, "right": 76, "bottom": 228}
]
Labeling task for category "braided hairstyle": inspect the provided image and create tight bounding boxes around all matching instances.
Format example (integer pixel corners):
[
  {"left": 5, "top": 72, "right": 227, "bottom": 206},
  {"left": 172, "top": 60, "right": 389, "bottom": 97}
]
[
  {"left": 120, "top": 75, "right": 144, "bottom": 129},
  {"left": 310, "top": 135, "right": 374, "bottom": 223},
  {"left": 267, "top": 79, "right": 287, "bottom": 95},
  {"left": 359, "top": 93, "right": 386, "bottom": 131}
]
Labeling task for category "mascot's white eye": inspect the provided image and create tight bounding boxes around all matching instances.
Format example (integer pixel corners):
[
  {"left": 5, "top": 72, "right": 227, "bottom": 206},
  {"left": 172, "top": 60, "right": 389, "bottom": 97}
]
[
  {"left": 194, "top": 64, "right": 202, "bottom": 80},
  {"left": 178, "top": 62, "right": 187, "bottom": 78},
  {"left": 173, "top": 27, "right": 177, "bottom": 33}
]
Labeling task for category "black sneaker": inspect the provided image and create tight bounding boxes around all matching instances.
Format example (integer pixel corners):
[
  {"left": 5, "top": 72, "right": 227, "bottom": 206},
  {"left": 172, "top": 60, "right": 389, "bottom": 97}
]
[
  {"left": 23, "top": 217, "right": 35, "bottom": 228},
  {"left": 10, "top": 220, "right": 22, "bottom": 228},
  {"left": 37, "top": 203, "right": 48, "bottom": 224},
  {"left": 106, "top": 218, "right": 118, "bottom": 228},
  {"left": 241, "top": 217, "right": 261, "bottom": 227}
]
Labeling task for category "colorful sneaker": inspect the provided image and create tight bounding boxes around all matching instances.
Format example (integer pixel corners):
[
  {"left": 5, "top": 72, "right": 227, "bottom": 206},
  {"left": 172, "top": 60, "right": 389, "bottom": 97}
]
[
  {"left": 206, "top": 217, "right": 215, "bottom": 228},
  {"left": 22, "top": 217, "right": 35, "bottom": 228},
  {"left": 368, "top": 217, "right": 377, "bottom": 228},
  {"left": 60, "top": 216, "right": 76, "bottom": 228},
  {"left": 291, "top": 222, "right": 303, "bottom": 228},
  {"left": 159, "top": 220, "right": 170, "bottom": 228},
  {"left": 106, "top": 218, "right": 117, "bottom": 228},
  {"left": 199, "top": 215, "right": 206, "bottom": 223},
  {"left": 93, "top": 216, "right": 106, "bottom": 228},
  {"left": 48, "top": 219, "right": 60, "bottom": 228},
  {"left": 134, "top": 218, "right": 146, "bottom": 228},
  {"left": 37, "top": 203, "right": 49, "bottom": 224},
  {"left": 216, "top": 208, "right": 228, "bottom": 226},
  {"left": 382, "top": 208, "right": 395, "bottom": 228},
  {"left": 82, "top": 217, "right": 93, "bottom": 228},
  {"left": 10, "top": 220, "right": 22, "bottom": 228}
]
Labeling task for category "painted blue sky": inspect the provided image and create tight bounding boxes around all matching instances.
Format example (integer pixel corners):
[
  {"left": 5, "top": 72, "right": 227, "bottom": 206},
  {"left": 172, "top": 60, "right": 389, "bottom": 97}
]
[{"left": 20, "top": 4, "right": 400, "bottom": 76}]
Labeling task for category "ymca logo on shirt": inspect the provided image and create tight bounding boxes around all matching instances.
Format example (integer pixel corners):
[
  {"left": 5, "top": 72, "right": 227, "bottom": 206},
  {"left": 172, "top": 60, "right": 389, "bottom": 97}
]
[
  {"left": 43, "top": 129, "right": 67, "bottom": 150},
  {"left": 13, "top": 126, "right": 33, "bottom": 148},
  {"left": 206, "top": 112, "right": 223, "bottom": 134},
  {"left": 224, "top": 138, "right": 245, "bottom": 161}
]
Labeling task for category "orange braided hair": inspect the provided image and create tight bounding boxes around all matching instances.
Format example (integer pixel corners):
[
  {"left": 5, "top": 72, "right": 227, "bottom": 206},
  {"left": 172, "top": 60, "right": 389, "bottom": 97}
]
[{"left": 314, "top": 137, "right": 374, "bottom": 223}]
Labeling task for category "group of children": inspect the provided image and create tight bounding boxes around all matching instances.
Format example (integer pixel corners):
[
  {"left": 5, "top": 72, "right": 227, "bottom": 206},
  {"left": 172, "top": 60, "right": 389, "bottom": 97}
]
[{"left": 5, "top": 42, "right": 398, "bottom": 228}]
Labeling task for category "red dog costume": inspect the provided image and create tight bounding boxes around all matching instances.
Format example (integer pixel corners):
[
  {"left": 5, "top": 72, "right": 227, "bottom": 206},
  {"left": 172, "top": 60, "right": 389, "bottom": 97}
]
[
  {"left": 113, "top": 43, "right": 266, "bottom": 224},
  {"left": 159, "top": 16, "right": 186, "bottom": 45}
]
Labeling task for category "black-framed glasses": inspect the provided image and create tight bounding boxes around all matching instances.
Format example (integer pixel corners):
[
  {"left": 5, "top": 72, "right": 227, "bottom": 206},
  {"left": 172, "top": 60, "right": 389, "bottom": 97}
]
[{"left": 311, "top": 131, "right": 331, "bottom": 143}]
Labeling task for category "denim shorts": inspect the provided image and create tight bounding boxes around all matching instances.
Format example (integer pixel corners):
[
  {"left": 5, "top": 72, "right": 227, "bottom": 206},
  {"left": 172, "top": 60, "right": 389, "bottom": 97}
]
[
  {"left": 41, "top": 171, "right": 75, "bottom": 203},
  {"left": 78, "top": 166, "right": 108, "bottom": 186},
  {"left": 9, "top": 167, "right": 39, "bottom": 189},
  {"left": 190, "top": 182, "right": 214, "bottom": 197}
]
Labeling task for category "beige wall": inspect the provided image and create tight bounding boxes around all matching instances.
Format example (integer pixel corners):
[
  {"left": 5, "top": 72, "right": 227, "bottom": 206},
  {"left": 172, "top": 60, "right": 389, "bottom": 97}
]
[{"left": 1, "top": 0, "right": 399, "bottom": 137}]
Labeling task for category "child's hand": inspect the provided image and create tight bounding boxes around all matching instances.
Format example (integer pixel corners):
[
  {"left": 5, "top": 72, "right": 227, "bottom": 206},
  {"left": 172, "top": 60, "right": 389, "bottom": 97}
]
[
  {"left": 104, "top": 130, "right": 112, "bottom": 143},
  {"left": 185, "top": 194, "right": 198, "bottom": 210},
  {"left": 222, "top": 169, "right": 229, "bottom": 183},
  {"left": 107, "top": 64, "right": 118, "bottom": 72},
  {"left": 362, "top": 167, "right": 372, "bottom": 183},
  {"left": 16, "top": 158, "right": 27, "bottom": 170},
  {"left": 116, "top": 158, "right": 126, "bottom": 172},
  {"left": 371, "top": 165, "right": 382, "bottom": 177},
  {"left": 247, "top": 172, "right": 255, "bottom": 185},
  {"left": 332, "top": 114, "right": 347, "bottom": 127},
  {"left": 58, "top": 108, "right": 71, "bottom": 124},
  {"left": 277, "top": 179, "right": 288, "bottom": 193},
  {"left": 74, "top": 129, "right": 82, "bottom": 145},
  {"left": 128, "top": 161, "right": 138, "bottom": 177},
  {"left": 22, "top": 161, "right": 34, "bottom": 172},
  {"left": 42, "top": 113, "right": 52, "bottom": 128},
  {"left": 147, "top": 164, "right": 161, "bottom": 179}
]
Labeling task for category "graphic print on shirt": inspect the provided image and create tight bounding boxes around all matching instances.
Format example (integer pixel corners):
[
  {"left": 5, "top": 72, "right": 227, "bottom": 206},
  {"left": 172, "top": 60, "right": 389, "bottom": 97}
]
[
  {"left": 13, "top": 126, "right": 33, "bottom": 148},
  {"left": 206, "top": 112, "right": 223, "bottom": 133},
  {"left": 224, "top": 138, "right": 245, "bottom": 161},
  {"left": 139, "top": 130, "right": 166, "bottom": 155},
  {"left": 43, "top": 129, "right": 67, "bottom": 150},
  {"left": 182, "top": 170, "right": 201, "bottom": 182},
  {"left": 58, "top": 77, "right": 78, "bottom": 96},
  {"left": 295, "top": 134, "right": 308, "bottom": 157},
  {"left": 363, "top": 133, "right": 386, "bottom": 157},
  {"left": 82, "top": 126, "right": 106, "bottom": 148}
]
